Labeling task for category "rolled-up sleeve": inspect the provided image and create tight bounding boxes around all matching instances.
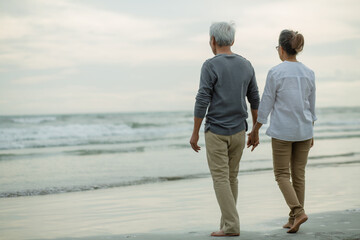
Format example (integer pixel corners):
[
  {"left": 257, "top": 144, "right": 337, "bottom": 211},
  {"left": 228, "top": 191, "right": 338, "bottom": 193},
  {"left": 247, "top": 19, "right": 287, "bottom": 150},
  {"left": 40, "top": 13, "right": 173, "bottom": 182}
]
[
  {"left": 257, "top": 70, "right": 276, "bottom": 124},
  {"left": 194, "top": 62, "right": 216, "bottom": 118},
  {"left": 246, "top": 67, "right": 260, "bottom": 109}
]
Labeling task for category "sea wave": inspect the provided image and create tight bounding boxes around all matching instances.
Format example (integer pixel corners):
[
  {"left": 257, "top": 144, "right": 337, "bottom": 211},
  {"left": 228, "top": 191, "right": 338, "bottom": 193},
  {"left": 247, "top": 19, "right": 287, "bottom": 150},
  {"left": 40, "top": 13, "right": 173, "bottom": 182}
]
[
  {"left": 12, "top": 116, "right": 57, "bottom": 124},
  {"left": 1, "top": 145, "right": 358, "bottom": 162},
  {"left": 65, "top": 147, "right": 145, "bottom": 156},
  {"left": 0, "top": 146, "right": 147, "bottom": 160},
  {"left": 0, "top": 135, "right": 188, "bottom": 151},
  {"left": 1, "top": 108, "right": 360, "bottom": 151},
  {"left": 0, "top": 122, "right": 190, "bottom": 150},
  {"left": 0, "top": 174, "right": 209, "bottom": 198},
  {"left": 129, "top": 122, "right": 163, "bottom": 128},
  {"left": 1, "top": 132, "right": 359, "bottom": 151},
  {"left": 309, "top": 152, "right": 357, "bottom": 160},
  {"left": 2, "top": 157, "right": 359, "bottom": 198}
]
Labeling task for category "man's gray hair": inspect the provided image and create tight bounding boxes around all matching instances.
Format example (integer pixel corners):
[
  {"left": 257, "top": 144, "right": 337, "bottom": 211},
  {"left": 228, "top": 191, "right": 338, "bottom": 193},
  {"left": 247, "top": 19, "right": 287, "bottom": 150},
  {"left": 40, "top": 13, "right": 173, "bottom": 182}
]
[{"left": 209, "top": 22, "right": 236, "bottom": 47}]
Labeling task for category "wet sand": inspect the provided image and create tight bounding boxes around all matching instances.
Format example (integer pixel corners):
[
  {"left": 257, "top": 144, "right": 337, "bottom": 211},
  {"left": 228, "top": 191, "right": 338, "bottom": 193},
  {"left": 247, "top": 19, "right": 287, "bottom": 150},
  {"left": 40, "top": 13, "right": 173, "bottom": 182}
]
[
  {"left": 48, "top": 210, "right": 360, "bottom": 240},
  {"left": 1, "top": 164, "right": 359, "bottom": 240}
]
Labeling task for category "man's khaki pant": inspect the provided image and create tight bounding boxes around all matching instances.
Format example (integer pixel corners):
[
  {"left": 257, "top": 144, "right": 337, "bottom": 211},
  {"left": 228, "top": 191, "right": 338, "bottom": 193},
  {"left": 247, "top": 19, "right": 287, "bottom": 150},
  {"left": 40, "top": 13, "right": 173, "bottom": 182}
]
[
  {"left": 272, "top": 138, "right": 312, "bottom": 223},
  {"left": 205, "top": 130, "right": 245, "bottom": 234}
]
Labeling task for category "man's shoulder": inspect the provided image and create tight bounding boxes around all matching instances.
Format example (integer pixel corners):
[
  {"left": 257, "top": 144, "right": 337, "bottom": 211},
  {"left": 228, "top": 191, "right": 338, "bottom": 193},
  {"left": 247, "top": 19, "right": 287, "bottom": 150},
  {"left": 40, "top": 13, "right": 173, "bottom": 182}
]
[
  {"left": 206, "top": 54, "right": 253, "bottom": 67},
  {"left": 233, "top": 53, "right": 251, "bottom": 62}
]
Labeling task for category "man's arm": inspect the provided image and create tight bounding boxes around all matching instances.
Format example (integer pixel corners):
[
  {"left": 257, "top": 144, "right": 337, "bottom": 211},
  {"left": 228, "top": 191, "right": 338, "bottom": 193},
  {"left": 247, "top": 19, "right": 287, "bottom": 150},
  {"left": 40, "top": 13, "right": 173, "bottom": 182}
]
[
  {"left": 247, "top": 108, "right": 258, "bottom": 149},
  {"left": 246, "top": 67, "right": 260, "bottom": 151},
  {"left": 190, "top": 117, "right": 203, "bottom": 152},
  {"left": 246, "top": 66, "right": 260, "bottom": 112},
  {"left": 250, "top": 108, "right": 258, "bottom": 126},
  {"left": 190, "top": 62, "right": 215, "bottom": 152}
]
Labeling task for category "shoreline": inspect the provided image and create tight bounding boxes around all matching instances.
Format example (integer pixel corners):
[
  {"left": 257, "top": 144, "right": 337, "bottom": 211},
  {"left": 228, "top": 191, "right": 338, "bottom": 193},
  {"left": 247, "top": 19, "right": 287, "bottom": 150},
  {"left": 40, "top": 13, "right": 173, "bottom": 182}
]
[{"left": 1, "top": 164, "right": 359, "bottom": 240}]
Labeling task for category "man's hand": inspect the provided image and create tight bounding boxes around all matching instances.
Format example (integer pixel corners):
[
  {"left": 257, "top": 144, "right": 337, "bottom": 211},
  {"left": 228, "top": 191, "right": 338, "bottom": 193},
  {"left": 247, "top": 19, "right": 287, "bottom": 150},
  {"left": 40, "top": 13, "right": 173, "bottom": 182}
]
[
  {"left": 190, "top": 117, "right": 203, "bottom": 153},
  {"left": 247, "top": 133, "right": 252, "bottom": 148},
  {"left": 190, "top": 133, "right": 201, "bottom": 152},
  {"left": 247, "top": 130, "right": 259, "bottom": 152}
]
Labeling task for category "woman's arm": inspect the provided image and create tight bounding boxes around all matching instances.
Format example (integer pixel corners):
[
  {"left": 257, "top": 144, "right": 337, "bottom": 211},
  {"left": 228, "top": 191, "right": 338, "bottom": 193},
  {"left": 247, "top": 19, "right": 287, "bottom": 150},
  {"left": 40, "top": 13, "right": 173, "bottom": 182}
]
[
  {"left": 256, "top": 70, "right": 276, "bottom": 125},
  {"left": 248, "top": 70, "right": 276, "bottom": 151}
]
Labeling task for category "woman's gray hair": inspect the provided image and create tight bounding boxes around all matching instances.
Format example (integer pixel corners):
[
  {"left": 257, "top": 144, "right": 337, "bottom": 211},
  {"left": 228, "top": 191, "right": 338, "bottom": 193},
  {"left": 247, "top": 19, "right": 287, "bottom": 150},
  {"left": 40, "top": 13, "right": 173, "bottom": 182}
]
[{"left": 209, "top": 22, "right": 236, "bottom": 47}]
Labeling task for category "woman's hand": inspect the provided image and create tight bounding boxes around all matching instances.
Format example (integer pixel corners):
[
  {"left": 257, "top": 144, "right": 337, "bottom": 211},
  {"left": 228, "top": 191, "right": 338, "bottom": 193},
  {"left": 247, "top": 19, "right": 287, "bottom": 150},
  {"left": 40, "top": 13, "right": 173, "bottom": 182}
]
[{"left": 310, "top": 138, "right": 314, "bottom": 148}]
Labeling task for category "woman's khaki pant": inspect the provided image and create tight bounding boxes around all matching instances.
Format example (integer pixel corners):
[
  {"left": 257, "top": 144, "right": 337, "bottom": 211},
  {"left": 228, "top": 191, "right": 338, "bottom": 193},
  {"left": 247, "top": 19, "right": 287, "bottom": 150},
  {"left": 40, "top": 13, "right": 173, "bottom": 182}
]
[
  {"left": 205, "top": 130, "right": 245, "bottom": 234},
  {"left": 272, "top": 138, "right": 312, "bottom": 223}
]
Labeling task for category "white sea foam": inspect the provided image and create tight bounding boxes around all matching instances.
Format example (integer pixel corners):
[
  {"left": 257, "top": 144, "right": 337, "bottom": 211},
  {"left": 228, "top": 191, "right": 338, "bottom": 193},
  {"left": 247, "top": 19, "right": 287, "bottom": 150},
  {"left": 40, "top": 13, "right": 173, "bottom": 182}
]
[
  {"left": 0, "top": 120, "right": 190, "bottom": 150},
  {"left": 12, "top": 116, "right": 57, "bottom": 124},
  {"left": 1, "top": 109, "right": 360, "bottom": 151}
]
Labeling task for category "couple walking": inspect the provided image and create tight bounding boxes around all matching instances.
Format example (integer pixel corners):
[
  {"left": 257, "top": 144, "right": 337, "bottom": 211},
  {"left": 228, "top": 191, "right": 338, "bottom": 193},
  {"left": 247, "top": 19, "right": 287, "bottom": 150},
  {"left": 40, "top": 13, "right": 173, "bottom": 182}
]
[{"left": 190, "top": 22, "right": 316, "bottom": 237}]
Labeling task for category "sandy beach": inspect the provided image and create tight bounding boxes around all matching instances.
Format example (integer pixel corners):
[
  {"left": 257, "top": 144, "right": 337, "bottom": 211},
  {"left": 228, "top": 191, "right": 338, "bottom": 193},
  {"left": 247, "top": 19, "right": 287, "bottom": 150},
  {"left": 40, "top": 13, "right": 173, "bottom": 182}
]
[
  {"left": 1, "top": 163, "right": 359, "bottom": 240},
  {"left": 44, "top": 210, "right": 360, "bottom": 240}
]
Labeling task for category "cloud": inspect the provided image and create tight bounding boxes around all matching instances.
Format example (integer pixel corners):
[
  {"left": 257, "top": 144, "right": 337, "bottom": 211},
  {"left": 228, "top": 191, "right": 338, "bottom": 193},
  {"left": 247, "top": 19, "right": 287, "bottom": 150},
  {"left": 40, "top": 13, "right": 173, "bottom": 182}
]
[
  {"left": 0, "top": 0, "right": 359, "bottom": 115},
  {"left": 0, "top": 0, "right": 201, "bottom": 70},
  {"left": 1, "top": 0, "right": 359, "bottom": 71},
  {"left": 11, "top": 68, "right": 78, "bottom": 84},
  {"left": 12, "top": 75, "right": 59, "bottom": 84}
]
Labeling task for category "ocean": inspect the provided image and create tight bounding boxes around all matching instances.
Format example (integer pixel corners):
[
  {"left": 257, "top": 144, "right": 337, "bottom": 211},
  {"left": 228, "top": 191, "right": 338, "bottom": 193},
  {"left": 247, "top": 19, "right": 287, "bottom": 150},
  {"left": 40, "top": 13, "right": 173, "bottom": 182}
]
[{"left": 1, "top": 107, "right": 360, "bottom": 199}]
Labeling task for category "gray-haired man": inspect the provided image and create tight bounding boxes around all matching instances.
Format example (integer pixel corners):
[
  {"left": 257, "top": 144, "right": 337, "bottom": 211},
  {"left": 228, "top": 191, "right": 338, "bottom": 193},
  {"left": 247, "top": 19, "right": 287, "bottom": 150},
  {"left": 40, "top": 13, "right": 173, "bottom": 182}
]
[{"left": 190, "top": 22, "right": 260, "bottom": 237}]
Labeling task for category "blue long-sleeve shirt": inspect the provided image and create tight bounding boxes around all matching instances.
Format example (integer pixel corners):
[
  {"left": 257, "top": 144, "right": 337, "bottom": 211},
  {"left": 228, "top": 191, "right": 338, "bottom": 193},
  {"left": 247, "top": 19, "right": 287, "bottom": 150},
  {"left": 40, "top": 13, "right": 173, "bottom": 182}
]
[{"left": 194, "top": 54, "right": 260, "bottom": 136}]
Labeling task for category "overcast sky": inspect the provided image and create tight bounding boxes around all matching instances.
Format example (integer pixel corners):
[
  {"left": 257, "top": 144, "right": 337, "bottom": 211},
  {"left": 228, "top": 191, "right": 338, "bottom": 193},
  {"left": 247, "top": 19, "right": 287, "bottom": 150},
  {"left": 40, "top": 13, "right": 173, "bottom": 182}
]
[{"left": 1, "top": 0, "right": 359, "bottom": 115}]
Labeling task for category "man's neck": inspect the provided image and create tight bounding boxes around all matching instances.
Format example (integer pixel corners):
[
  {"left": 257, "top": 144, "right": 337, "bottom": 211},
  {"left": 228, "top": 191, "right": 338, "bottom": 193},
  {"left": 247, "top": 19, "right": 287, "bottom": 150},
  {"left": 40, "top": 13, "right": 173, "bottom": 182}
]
[{"left": 215, "top": 46, "right": 232, "bottom": 55}]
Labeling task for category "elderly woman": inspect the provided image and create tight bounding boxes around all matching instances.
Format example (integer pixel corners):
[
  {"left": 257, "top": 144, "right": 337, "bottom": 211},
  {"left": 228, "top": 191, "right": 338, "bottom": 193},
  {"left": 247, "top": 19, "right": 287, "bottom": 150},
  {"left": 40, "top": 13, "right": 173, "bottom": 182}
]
[{"left": 248, "top": 29, "right": 316, "bottom": 234}]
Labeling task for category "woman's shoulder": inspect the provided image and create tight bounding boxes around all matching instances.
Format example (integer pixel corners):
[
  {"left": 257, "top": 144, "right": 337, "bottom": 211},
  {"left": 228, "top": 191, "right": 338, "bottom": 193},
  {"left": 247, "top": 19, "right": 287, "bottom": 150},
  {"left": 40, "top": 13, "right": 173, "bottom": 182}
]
[
  {"left": 267, "top": 62, "right": 286, "bottom": 79},
  {"left": 269, "top": 61, "right": 314, "bottom": 78},
  {"left": 298, "top": 62, "right": 315, "bottom": 75}
]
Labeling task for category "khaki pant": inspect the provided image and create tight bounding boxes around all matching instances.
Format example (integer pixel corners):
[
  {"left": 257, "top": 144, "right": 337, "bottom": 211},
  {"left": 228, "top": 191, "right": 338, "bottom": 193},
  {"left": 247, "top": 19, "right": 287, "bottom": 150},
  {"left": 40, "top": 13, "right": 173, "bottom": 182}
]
[
  {"left": 272, "top": 138, "right": 312, "bottom": 223},
  {"left": 205, "top": 130, "right": 245, "bottom": 234}
]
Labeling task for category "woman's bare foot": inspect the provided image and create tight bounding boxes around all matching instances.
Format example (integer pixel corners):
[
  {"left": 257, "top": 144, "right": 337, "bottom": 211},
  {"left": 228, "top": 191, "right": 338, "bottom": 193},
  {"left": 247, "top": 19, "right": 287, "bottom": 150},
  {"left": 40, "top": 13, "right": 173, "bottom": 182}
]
[
  {"left": 287, "top": 213, "right": 308, "bottom": 233},
  {"left": 283, "top": 222, "right": 293, "bottom": 229},
  {"left": 210, "top": 230, "right": 240, "bottom": 237}
]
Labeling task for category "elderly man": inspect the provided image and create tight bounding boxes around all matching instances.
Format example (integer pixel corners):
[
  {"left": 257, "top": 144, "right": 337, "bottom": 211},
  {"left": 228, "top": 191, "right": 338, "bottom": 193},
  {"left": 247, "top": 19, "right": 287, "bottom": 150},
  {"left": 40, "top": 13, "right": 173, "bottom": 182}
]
[{"left": 190, "top": 22, "right": 260, "bottom": 237}]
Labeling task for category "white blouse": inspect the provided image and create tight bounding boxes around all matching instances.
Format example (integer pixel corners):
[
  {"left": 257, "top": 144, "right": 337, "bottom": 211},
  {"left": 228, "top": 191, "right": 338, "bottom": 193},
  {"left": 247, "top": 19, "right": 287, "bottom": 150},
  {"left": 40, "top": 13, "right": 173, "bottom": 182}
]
[{"left": 257, "top": 61, "right": 317, "bottom": 141}]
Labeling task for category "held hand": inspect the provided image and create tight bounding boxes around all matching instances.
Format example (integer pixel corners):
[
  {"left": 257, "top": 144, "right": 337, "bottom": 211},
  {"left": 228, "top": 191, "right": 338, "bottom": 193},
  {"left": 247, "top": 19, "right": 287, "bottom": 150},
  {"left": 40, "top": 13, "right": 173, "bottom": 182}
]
[
  {"left": 247, "top": 130, "right": 260, "bottom": 152},
  {"left": 190, "top": 133, "right": 201, "bottom": 152},
  {"left": 247, "top": 133, "right": 252, "bottom": 148}
]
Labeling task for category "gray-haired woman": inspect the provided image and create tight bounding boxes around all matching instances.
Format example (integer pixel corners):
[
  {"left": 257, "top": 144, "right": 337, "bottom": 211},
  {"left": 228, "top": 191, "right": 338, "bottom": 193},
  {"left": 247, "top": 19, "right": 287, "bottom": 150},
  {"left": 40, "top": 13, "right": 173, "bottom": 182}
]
[{"left": 248, "top": 29, "right": 316, "bottom": 233}]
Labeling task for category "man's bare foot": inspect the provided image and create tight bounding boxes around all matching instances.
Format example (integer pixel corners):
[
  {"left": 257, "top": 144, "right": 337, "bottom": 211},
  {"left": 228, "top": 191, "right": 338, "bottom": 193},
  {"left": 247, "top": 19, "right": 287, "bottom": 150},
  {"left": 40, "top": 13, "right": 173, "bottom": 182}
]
[
  {"left": 283, "top": 222, "right": 293, "bottom": 229},
  {"left": 210, "top": 230, "right": 240, "bottom": 237},
  {"left": 287, "top": 213, "right": 308, "bottom": 233}
]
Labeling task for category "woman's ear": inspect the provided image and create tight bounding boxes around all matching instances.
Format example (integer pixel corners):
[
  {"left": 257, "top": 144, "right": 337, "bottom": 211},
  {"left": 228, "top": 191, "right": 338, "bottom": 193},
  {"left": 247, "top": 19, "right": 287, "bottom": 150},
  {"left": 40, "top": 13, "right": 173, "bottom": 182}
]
[
  {"left": 280, "top": 46, "right": 285, "bottom": 54},
  {"left": 278, "top": 46, "right": 284, "bottom": 61}
]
